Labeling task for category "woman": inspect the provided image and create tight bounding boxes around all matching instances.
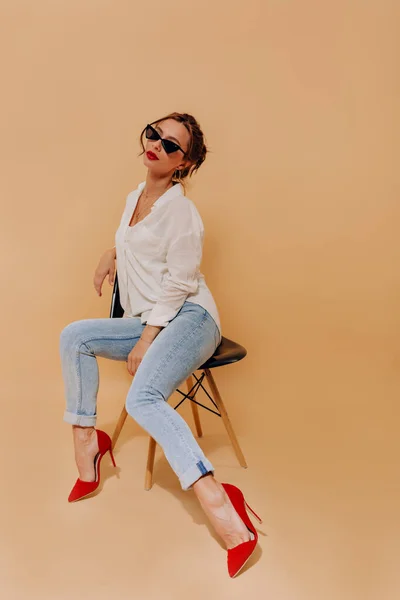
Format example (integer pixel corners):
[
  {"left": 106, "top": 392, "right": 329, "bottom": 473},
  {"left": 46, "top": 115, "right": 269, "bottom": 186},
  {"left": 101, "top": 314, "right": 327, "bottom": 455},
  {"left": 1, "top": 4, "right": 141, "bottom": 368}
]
[{"left": 59, "top": 112, "right": 261, "bottom": 577}]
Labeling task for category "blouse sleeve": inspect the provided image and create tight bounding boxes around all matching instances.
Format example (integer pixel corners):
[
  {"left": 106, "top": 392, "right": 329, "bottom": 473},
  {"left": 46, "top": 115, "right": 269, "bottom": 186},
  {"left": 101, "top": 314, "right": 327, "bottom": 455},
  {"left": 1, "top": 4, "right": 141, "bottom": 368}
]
[{"left": 145, "top": 228, "right": 203, "bottom": 328}]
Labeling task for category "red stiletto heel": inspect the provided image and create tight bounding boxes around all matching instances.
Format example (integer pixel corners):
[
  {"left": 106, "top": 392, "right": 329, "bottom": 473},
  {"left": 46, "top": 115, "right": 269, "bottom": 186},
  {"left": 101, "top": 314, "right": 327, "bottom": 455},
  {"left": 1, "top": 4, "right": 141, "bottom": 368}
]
[
  {"left": 68, "top": 429, "right": 117, "bottom": 503},
  {"left": 109, "top": 447, "right": 117, "bottom": 468},
  {"left": 244, "top": 501, "right": 263, "bottom": 524},
  {"left": 221, "top": 483, "right": 262, "bottom": 578}
]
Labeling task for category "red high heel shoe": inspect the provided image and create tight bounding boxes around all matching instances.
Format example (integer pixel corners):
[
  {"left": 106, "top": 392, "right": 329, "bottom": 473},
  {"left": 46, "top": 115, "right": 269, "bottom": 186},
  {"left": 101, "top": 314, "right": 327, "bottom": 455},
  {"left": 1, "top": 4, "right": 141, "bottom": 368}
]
[
  {"left": 68, "top": 429, "right": 117, "bottom": 503},
  {"left": 221, "top": 483, "right": 262, "bottom": 578}
]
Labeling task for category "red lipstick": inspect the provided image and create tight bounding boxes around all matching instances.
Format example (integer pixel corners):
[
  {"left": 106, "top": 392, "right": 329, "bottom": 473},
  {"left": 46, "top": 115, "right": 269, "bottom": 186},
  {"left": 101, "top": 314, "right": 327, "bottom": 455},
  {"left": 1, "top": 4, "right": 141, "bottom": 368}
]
[{"left": 146, "top": 151, "right": 159, "bottom": 160}]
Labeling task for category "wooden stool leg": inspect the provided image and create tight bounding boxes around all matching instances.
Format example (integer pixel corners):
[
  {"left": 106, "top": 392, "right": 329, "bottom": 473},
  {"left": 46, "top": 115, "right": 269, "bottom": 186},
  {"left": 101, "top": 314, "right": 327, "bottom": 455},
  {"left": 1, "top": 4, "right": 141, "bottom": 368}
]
[
  {"left": 187, "top": 375, "right": 203, "bottom": 438},
  {"left": 204, "top": 368, "right": 247, "bottom": 468},
  {"left": 111, "top": 405, "right": 128, "bottom": 449},
  {"left": 145, "top": 437, "right": 157, "bottom": 491}
]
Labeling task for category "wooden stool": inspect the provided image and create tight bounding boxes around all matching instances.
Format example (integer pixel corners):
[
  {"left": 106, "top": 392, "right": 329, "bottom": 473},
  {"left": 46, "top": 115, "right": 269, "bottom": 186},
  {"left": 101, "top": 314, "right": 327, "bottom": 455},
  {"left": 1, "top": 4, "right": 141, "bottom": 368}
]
[{"left": 110, "top": 272, "right": 248, "bottom": 490}]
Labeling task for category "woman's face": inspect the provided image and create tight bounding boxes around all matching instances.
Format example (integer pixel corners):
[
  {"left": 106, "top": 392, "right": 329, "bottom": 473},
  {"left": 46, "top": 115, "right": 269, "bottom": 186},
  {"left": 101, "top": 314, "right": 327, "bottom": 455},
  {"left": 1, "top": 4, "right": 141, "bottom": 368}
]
[{"left": 143, "top": 118, "right": 191, "bottom": 177}]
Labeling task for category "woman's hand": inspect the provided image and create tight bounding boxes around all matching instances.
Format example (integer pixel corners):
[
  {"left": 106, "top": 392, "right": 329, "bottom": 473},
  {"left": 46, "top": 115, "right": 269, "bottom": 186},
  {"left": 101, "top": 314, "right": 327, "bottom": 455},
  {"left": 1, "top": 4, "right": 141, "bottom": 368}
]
[
  {"left": 93, "top": 248, "right": 116, "bottom": 296},
  {"left": 127, "top": 339, "right": 152, "bottom": 376}
]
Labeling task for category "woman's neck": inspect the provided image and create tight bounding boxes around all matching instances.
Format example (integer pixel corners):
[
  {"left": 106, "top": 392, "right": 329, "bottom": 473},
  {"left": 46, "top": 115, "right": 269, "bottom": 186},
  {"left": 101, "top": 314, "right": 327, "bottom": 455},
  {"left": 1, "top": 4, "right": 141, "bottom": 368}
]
[{"left": 144, "top": 172, "right": 174, "bottom": 198}]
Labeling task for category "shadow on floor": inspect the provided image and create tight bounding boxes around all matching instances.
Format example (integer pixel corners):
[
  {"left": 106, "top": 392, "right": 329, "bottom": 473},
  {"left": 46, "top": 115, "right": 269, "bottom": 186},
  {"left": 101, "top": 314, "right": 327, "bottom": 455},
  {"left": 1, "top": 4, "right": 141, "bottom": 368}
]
[{"left": 98, "top": 421, "right": 265, "bottom": 574}]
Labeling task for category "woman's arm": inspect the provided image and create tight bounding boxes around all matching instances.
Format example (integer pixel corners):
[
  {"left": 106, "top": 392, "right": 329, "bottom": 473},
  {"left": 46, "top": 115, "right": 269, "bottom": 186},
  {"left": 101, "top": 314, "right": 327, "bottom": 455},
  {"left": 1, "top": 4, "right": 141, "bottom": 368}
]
[
  {"left": 93, "top": 246, "right": 116, "bottom": 296},
  {"left": 140, "top": 324, "right": 163, "bottom": 343},
  {"left": 145, "top": 230, "right": 203, "bottom": 328}
]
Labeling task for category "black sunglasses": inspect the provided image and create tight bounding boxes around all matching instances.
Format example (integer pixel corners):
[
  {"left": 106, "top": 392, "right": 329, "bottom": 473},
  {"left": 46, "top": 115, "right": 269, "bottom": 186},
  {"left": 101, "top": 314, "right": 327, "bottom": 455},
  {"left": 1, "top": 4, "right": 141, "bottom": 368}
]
[{"left": 145, "top": 124, "right": 187, "bottom": 156}]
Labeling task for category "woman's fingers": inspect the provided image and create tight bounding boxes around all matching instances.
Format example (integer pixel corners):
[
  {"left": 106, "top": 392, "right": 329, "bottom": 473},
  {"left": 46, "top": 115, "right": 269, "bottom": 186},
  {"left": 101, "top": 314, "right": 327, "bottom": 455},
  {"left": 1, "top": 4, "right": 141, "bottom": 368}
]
[
  {"left": 127, "top": 354, "right": 141, "bottom": 376},
  {"left": 108, "top": 265, "right": 116, "bottom": 286},
  {"left": 93, "top": 274, "right": 104, "bottom": 296},
  {"left": 127, "top": 355, "right": 133, "bottom": 376},
  {"left": 131, "top": 359, "right": 139, "bottom": 377},
  {"left": 94, "top": 251, "right": 115, "bottom": 295}
]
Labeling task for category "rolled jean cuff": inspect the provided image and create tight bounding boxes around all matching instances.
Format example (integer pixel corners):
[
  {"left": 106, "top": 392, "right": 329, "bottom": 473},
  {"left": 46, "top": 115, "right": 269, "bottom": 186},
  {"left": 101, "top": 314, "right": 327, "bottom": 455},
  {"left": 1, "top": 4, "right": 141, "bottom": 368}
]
[
  {"left": 63, "top": 410, "right": 97, "bottom": 427},
  {"left": 180, "top": 458, "right": 215, "bottom": 492}
]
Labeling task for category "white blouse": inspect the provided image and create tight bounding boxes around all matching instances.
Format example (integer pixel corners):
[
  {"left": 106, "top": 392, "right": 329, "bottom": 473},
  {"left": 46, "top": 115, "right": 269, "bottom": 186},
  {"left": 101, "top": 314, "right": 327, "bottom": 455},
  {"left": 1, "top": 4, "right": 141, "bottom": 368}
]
[{"left": 114, "top": 181, "right": 222, "bottom": 344}]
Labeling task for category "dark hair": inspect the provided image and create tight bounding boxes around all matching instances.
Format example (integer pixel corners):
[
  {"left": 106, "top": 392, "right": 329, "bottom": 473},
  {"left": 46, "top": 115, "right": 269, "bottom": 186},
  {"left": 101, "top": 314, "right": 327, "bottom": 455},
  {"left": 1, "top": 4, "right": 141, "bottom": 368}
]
[{"left": 138, "top": 112, "right": 210, "bottom": 193}]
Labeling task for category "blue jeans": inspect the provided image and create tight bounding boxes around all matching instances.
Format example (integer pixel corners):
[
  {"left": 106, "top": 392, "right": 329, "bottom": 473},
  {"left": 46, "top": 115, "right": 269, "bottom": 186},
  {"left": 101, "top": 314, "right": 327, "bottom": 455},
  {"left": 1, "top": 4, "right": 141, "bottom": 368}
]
[{"left": 59, "top": 301, "right": 221, "bottom": 491}]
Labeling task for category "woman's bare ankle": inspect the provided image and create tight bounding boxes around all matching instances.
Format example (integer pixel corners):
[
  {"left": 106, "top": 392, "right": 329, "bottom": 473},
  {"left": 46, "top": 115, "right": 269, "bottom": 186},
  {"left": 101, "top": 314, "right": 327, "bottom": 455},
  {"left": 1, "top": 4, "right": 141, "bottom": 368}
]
[
  {"left": 72, "top": 425, "right": 96, "bottom": 440},
  {"left": 72, "top": 426, "right": 98, "bottom": 481},
  {"left": 193, "top": 474, "right": 251, "bottom": 549},
  {"left": 193, "top": 473, "right": 225, "bottom": 504}
]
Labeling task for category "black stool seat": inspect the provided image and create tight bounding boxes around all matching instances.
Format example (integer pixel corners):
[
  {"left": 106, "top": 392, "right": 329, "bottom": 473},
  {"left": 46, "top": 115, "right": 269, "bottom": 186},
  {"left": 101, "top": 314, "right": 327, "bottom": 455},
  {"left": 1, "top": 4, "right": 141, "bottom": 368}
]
[
  {"left": 110, "top": 273, "right": 247, "bottom": 370},
  {"left": 200, "top": 337, "right": 247, "bottom": 370}
]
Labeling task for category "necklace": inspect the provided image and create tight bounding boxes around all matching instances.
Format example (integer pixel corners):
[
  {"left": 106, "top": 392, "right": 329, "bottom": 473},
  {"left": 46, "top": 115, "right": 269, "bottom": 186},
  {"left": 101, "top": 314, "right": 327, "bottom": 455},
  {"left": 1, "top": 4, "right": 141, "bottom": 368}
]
[
  {"left": 132, "top": 189, "right": 157, "bottom": 224},
  {"left": 132, "top": 184, "right": 173, "bottom": 224}
]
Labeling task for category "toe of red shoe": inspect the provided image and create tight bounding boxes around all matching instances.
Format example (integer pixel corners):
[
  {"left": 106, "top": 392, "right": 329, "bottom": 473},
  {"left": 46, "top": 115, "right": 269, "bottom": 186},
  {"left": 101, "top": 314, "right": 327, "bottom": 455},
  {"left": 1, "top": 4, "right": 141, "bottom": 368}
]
[
  {"left": 68, "top": 479, "right": 98, "bottom": 502},
  {"left": 227, "top": 539, "right": 257, "bottom": 578}
]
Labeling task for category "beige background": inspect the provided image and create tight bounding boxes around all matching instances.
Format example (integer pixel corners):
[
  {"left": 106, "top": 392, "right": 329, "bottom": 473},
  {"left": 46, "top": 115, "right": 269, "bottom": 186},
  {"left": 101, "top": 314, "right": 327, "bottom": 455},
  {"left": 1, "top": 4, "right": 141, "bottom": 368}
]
[{"left": 1, "top": 1, "right": 399, "bottom": 599}]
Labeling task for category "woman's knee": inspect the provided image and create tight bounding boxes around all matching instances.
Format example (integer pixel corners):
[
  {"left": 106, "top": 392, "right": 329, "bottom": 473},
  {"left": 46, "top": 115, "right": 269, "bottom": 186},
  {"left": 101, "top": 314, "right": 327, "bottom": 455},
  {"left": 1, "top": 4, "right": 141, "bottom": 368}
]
[
  {"left": 125, "top": 381, "right": 166, "bottom": 418},
  {"left": 59, "top": 320, "right": 92, "bottom": 353}
]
